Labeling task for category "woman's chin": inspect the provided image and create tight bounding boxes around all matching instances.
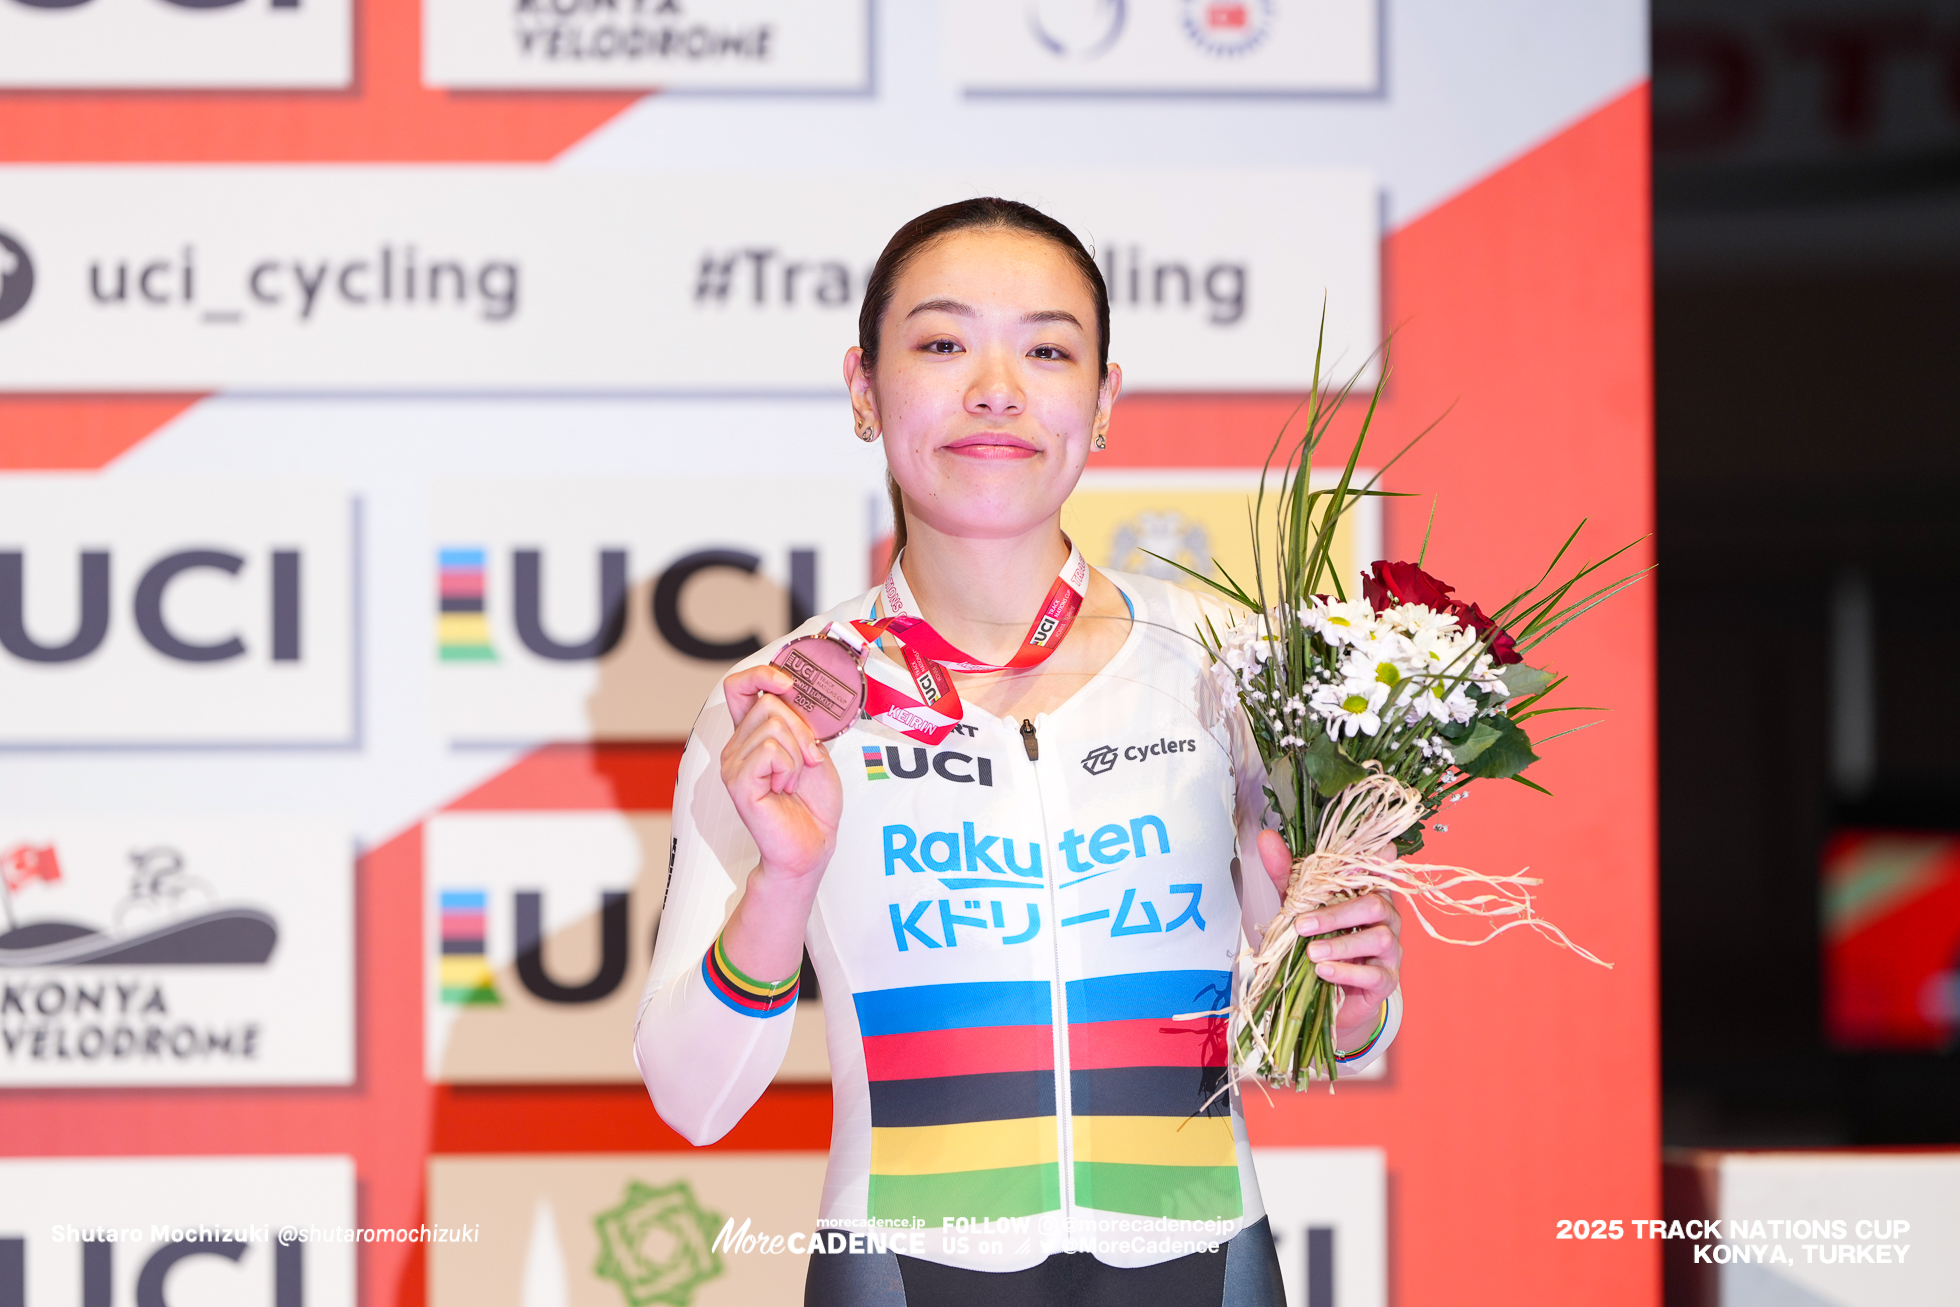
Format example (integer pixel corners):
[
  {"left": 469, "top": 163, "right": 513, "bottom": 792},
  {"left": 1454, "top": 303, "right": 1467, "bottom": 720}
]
[{"left": 910, "top": 500, "right": 1068, "bottom": 543}]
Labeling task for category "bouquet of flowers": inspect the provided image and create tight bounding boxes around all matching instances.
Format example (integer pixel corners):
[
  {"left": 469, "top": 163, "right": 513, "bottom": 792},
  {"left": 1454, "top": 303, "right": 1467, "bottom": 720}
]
[{"left": 1168, "top": 340, "right": 1642, "bottom": 1091}]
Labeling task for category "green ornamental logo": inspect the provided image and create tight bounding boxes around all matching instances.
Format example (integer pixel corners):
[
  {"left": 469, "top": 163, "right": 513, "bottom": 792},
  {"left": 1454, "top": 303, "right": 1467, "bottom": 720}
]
[{"left": 592, "top": 1180, "right": 726, "bottom": 1307}]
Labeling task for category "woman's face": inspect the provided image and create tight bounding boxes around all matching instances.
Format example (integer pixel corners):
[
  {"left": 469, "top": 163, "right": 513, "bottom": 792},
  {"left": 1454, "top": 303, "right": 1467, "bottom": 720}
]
[{"left": 847, "top": 228, "right": 1120, "bottom": 544}]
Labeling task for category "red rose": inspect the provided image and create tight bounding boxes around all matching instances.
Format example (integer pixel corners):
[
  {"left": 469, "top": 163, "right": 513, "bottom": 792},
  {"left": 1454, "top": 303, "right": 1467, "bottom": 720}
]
[
  {"left": 1448, "top": 600, "right": 1522, "bottom": 664},
  {"left": 1362, "top": 560, "right": 1456, "bottom": 612},
  {"left": 1450, "top": 598, "right": 1492, "bottom": 633},
  {"left": 1363, "top": 560, "right": 1522, "bottom": 664}
]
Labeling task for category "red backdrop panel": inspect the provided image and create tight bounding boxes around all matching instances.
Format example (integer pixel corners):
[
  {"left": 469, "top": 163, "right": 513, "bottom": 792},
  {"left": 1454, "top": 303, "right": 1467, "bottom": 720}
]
[{"left": 1127, "top": 87, "right": 1660, "bottom": 1307}]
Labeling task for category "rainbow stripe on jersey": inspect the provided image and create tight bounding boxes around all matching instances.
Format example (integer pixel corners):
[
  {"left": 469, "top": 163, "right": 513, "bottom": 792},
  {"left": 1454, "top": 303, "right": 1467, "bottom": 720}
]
[
  {"left": 1064, "top": 970, "right": 1240, "bottom": 1221},
  {"left": 857, "top": 980, "right": 1060, "bottom": 1225},
  {"left": 852, "top": 969, "right": 1240, "bottom": 1227}
]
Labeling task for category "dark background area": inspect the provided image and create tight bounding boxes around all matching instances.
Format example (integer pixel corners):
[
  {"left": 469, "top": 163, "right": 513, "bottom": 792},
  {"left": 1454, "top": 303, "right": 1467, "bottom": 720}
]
[{"left": 1654, "top": 0, "right": 1960, "bottom": 1146}]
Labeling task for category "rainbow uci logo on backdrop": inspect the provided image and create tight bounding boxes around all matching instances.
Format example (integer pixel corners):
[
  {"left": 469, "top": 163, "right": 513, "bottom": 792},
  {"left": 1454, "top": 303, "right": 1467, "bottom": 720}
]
[
  {"left": 862, "top": 746, "right": 889, "bottom": 781},
  {"left": 439, "top": 889, "right": 500, "bottom": 1006},
  {"left": 437, "top": 547, "right": 496, "bottom": 662}
]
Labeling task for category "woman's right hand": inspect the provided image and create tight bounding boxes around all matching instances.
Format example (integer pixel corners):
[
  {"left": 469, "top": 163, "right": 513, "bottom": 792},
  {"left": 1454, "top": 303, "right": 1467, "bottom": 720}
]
[{"left": 720, "top": 665, "right": 843, "bottom": 884}]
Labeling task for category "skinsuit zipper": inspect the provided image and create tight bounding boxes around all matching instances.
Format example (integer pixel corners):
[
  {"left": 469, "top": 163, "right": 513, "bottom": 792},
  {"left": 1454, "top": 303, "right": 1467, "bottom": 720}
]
[{"left": 1022, "top": 716, "right": 1078, "bottom": 1245}]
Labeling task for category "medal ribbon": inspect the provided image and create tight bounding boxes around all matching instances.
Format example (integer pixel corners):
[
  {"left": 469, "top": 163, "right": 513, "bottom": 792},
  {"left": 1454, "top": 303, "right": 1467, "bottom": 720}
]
[{"left": 821, "top": 539, "right": 1091, "bottom": 745}]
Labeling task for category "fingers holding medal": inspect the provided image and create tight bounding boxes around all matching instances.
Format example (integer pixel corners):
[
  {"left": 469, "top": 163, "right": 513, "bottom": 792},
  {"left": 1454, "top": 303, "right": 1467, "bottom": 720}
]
[{"left": 720, "top": 654, "right": 853, "bottom": 881}]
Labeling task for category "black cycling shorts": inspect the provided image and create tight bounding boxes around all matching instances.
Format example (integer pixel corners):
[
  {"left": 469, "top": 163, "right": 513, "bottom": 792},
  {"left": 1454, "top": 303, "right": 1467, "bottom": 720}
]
[{"left": 804, "top": 1216, "right": 1285, "bottom": 1307}]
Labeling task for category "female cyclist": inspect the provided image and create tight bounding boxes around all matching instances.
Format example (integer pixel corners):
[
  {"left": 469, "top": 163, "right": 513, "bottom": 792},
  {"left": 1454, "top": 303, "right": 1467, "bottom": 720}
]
[{"left": 635, "top": 198, "right": 1404, "bottom": 1307}]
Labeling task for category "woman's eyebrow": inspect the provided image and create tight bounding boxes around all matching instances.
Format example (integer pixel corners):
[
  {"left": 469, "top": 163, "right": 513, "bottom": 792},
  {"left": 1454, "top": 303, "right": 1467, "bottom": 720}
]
[
  {"left": 906, "top": 297, "right": 974, "bottom": 319},
  {"left": 903, "top": 300, "right": 1083, "bottom": 330}
]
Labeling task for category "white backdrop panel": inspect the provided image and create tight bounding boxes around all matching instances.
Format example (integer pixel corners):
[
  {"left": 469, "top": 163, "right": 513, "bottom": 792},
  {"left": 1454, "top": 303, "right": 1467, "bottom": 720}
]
[{"left": 0, "top": 167, "right": 1377, "bottom": 393}]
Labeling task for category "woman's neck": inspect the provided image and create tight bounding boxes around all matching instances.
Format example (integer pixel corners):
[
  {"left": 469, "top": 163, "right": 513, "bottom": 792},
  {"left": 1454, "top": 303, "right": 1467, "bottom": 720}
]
[{"left": 896, "top": 518, "right": 1071, "bottom": 664}]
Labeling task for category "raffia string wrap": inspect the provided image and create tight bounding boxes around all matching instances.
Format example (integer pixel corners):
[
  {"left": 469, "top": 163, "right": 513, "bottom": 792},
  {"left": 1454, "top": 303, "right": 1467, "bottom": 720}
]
[{"left": 1229, "top": 763, "right": 1611, "bottom": 1090}]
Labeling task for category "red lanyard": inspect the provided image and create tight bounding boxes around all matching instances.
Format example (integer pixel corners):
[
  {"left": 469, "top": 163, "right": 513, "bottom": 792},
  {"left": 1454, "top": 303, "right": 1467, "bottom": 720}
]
[{"left": 822, "top": 539, "right": 1090, "bottom": 745}]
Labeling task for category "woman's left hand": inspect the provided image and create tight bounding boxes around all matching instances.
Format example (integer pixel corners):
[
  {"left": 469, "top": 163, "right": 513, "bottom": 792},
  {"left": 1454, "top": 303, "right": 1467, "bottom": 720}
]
[{"left": 1257, "top": 829, "right": 1402, "bottom": 1051}]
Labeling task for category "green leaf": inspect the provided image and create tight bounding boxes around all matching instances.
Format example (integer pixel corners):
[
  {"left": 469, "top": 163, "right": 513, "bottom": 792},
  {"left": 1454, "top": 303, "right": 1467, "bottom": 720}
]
[
  {"left": 1449, "top": 719, "right": 1503, "bottom": 765},
  {"left": 1300, "top": 732, "right": 1369, "bottom": 796},
  {"left": 1497, "top": 663, "right": 1556, "bottom": 700},
  {"left": 1392, "top": 823, "right": 1427, "bottom": 856},
  {"left": 1139, "top": 549, "right": 1255, "bottom": 608},
  {"left": 1458, "top": 716, "right": 1540, "bottom": 780},
  {"left": 1266, "top": 756, "right": 1300, "bottom": 824}
]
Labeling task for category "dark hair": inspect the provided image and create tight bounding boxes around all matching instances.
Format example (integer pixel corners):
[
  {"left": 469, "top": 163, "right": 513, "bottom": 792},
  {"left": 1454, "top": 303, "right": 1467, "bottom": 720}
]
[{"left": 859, "top": 197, "right": 1112, "bottom": 556}]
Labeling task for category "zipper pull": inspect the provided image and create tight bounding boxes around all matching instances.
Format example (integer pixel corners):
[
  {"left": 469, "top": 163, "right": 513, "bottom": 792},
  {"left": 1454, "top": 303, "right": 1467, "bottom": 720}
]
[{"left": 1020, "top": 718, "right": 1039, "bottom": 761}]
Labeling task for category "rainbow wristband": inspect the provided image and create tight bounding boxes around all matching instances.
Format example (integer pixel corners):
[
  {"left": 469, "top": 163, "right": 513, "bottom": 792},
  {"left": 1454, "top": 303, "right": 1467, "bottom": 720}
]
[
  {"left": 1334, "top": 1000, "right": 1390, "bottom": 1063},
  {"left": 702, "top": 934, "right": 800, "bottom": 1018}
]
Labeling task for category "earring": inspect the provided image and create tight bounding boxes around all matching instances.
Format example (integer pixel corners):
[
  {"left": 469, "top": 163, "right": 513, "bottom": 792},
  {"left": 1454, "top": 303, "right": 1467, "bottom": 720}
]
[
  {"left": 1092, "top": 431, "right": 1107, "bottom": 451},
  {"left": 856, "top": 423, "right": 880, "bottom": 443}
]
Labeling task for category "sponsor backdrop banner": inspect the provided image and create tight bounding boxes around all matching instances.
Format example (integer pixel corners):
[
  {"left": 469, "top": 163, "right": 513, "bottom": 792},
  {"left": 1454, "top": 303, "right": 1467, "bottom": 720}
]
[
  {"left": 432, "top": 478, "right": 863, "bottom": 744},
  {"left": 1, "top": 7, "right": 1655, "bottom": 1307},
  {"left": 0, "top": 168, "right": 1377, "bottom": 392},
  {"left": 0, "top": 477, "right": 356, "bottom": 748},
  {"left": 948, "top": 0, "right": 1380, "bottom": 95},
  {"left": 0, "top": 0, "right": 351, "bottom": 90},
  {"left": 0, "top": 818, "right": 352, "bottom": 1086},
  {"left": 424, "top": 810, "right": 827, "bottom": 1083},
  {"left": 428, "top": 1153, "right": 827, "bottom": 1307},
  {"left": 0, "top": 1156, "right": 356, "bottom": 1307},
  {"left": 424, "top": 0, "right": 870, "bottom": 91}
]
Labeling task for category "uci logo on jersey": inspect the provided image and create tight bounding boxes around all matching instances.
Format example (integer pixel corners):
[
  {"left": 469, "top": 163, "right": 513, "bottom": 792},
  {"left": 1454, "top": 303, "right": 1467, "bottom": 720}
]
[{"left": 864, "top": 745, "right": 994, "bottom": 787}]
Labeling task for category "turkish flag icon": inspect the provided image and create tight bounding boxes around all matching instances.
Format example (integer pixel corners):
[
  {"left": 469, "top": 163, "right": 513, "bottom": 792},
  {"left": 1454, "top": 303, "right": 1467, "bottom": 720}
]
[{"left": 1, "top": 843, "right": 61, "bottom": 894}]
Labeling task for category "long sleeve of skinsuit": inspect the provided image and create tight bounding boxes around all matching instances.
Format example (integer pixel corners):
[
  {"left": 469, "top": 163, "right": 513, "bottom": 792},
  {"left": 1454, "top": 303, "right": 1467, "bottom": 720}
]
[{"left": 631, "top": 626, "right": 812, "bottom": 1145}]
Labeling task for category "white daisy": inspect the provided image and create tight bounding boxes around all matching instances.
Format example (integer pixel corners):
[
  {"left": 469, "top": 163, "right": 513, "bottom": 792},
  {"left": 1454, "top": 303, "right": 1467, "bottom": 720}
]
[
  {"left": 1312, "top": 679, "right": 1390, "bottom": 738},
  {"left": 1302, "top": 597, "right": 1378, "bottom": 647},
  {"left": 1389, "top": 603, "right": 1460, "bottom": 640},
  {"left": 1341, "top": 630, "right": 1421, "bottom": 693},
  {"left": 1410, "top": 625, "right": 1480, "bottom": 678}
]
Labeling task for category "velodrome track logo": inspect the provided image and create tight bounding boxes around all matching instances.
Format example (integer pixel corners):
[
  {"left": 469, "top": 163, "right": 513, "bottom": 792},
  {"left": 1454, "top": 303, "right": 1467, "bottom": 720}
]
[
  {"left": 0, "top": 819, "right": 352, "bottom": 1087},
  {"left": 0, "top": 232, "right": 32, "bottom": 325}
]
